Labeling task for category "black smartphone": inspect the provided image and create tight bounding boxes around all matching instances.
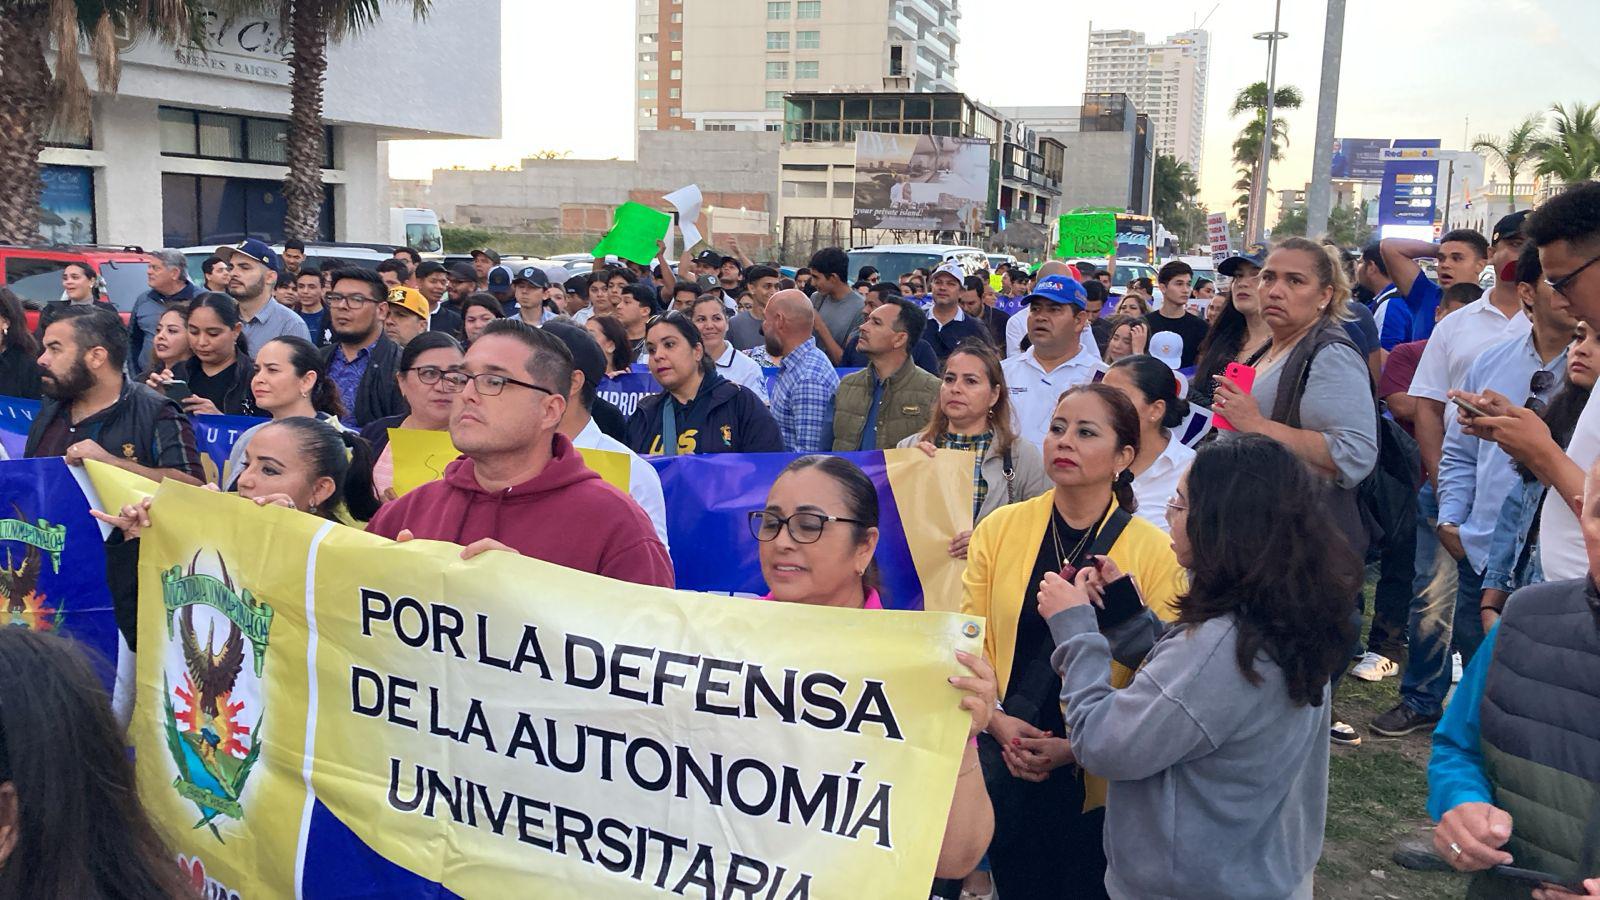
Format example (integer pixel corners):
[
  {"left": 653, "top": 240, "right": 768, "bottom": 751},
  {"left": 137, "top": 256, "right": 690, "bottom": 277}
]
[
  {"left": 1489, "top": 864, "right": 1585, "bottom": 894},
  {"left": 163, "top": 380, "right": 193, "bottom": 402}
]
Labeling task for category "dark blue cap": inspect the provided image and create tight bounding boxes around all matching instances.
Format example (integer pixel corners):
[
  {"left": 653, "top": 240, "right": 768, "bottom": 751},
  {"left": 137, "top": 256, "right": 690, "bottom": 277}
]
[
  {"left": 1218, "top": 243, "right": 1269, "bottom": 277},
  {"left": 486, "top": 265, "right": 513, "bottom": 292},
  {"left": 214, "top": 239, "right": 280, "bottom": 272}
]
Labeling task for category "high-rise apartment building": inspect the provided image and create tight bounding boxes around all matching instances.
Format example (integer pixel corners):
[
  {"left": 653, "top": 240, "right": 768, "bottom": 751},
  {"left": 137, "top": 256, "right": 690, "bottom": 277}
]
[
  {"left": 635, "top": 0, "right": 960, "bottom": 134},
  {"left": 1086, "top": 27, "right": 1208, "bottom": 176}
]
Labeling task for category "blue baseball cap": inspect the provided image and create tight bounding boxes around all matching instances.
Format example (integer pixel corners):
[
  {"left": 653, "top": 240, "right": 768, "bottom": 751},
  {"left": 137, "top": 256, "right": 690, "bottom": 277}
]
[
  {"left": 1022, "top": 274, "right": 1087, "bottom": 309},
  {"left": 1218, "top": 243, "right": 1269, "bottom": 278},
  {"left": 214, "top": 238, "right": 280, "bottom": 272},
  {"left": 486, "top": 265, "right": 513, "bottom": 293}
]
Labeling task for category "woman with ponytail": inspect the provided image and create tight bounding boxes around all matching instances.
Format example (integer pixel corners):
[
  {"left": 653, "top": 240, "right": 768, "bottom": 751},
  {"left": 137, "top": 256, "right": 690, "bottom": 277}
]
[
  {"left": 960, "top": 383, "right": 1185, "bottom": 898},
  {"left": 95, "top": 415, "right": 381, "bottom": 534},
  {"left": 1104, "top": 354, "right": 1197, "bottom": 534}
]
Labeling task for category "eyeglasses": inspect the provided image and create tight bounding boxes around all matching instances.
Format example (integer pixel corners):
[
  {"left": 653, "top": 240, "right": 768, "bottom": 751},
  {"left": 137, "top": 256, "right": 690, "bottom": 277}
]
[
  {"left": 748, "top": 510, "right": 865, "bottom": 544},
  {"left": 1546, "top": 253, "right": 1600, "bottom": 300},
  {"left": 325, "top": 292, "right": 378, "bottom": 308},
  {"left": 403, "top": 365, "right": 449, "bottom": 385},
  {"left": 438, "top": 370, "right": 558, "bottom": 398}
]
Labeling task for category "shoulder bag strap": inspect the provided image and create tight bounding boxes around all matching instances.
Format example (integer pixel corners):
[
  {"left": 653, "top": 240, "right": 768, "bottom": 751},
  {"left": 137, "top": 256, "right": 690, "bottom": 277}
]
[{"left": 1001, "top": 447, "right": 1016, "bottom": 502}]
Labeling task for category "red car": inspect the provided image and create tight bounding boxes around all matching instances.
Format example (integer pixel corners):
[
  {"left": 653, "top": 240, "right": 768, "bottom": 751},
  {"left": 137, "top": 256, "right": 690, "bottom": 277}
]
[{"left": 0, "top": 245, "right": 150, "bottom": 331}]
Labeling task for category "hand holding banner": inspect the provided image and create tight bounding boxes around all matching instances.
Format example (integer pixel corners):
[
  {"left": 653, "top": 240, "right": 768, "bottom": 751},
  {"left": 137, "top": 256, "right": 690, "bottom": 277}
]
[{"left": 592, "top": 203, "right": 673, "bottom": 266}]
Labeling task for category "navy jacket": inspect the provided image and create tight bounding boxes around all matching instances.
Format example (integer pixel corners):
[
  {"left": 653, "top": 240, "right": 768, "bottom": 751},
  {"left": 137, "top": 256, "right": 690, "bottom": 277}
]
[{"left": 625, "top": 372, "right": 783, "bottom": 456}]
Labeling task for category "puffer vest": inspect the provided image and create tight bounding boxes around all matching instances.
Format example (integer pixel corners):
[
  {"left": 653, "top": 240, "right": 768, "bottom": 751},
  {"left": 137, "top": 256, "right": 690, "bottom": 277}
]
[{"left": 1473, "top": 578, "right": 1600, "bottom": 898}]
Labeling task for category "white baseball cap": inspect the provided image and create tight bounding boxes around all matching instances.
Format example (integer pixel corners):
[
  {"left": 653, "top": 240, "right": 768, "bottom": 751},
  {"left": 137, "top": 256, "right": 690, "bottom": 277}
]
[
  {"left": 1148, "top": 331, "right": 1183, "bottom": 371},
  {"left": 931, "top": 261, "right": 965, "bottom": 284}
]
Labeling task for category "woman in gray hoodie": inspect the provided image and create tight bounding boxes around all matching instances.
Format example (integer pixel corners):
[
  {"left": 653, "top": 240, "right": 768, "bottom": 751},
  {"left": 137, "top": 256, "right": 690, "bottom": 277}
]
[{"left": 1038, "top": 433, "right": 1360, "bottom": 900}]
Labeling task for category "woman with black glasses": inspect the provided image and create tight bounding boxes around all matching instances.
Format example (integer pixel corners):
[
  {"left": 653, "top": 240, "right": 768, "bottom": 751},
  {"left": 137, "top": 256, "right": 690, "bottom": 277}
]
[
  {"left": 360, "top": 332, "right": 465, "bottom": 501},
  {"left": 625, "top": 312, "right": 783, "bottom": 455},
  {"left": 751, "top": 454, "right": 998, "bottom": 885}
]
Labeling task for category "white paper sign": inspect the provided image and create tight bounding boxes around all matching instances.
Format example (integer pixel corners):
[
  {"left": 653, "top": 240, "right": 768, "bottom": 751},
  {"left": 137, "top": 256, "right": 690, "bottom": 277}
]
[{"left": 664, "top": 184, "right": 704, "bottom": 249}]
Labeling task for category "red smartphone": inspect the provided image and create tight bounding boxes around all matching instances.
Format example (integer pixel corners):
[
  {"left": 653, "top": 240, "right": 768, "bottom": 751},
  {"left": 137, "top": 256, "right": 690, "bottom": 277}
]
[{"left": 1214, "top": 363, "right": 1256, "bottom": 432}]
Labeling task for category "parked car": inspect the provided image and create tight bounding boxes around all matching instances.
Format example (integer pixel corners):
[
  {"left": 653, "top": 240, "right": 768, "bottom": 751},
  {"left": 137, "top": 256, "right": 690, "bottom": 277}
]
[
  {"left": 179, "top": 242, "right": 393, "bottom": 284},
  {"left": 0, "top": 245, "right": 149, "bottom": 330},
  {"left": 847, "top": 244, "right": 988, "bottom": 285}
]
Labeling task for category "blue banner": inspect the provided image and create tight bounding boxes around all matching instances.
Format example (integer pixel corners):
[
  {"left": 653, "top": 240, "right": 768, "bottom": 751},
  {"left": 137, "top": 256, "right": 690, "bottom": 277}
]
[
  {"left": 649, "top": 450, "right": 942, "bottom": 610},
  {"left": 0, "top": 457, "right": 120, "bottom": 686},
  {"left": 0, "top": 395, "right": 37, "bottom": 459},
  {"left": 1379, "top": 139, "right": 1442, "bottom": 228},
  {"left": 598, "top": 367, "right": 862, "bottom": 419},
  {"left": 191, "top": 413, "right": 267, "bottom": 485}
]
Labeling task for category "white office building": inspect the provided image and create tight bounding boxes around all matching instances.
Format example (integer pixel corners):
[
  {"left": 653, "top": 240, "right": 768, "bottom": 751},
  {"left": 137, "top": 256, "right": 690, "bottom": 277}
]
[
  {"left": 38, "top": 2, "right": 500, "bottom": 249},
  {"left": 1086, "top": 27, "right": 1208, "bottom": 176}
]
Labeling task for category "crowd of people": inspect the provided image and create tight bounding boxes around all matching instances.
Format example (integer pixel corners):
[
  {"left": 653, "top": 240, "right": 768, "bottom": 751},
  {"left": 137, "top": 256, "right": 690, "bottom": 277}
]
[{"left": 8, "top": 181, "right": 1600, "bottom": 898}]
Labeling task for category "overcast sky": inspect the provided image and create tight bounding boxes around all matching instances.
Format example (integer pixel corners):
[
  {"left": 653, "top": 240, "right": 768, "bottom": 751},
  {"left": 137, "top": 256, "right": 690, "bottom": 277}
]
[{"left": 388, "top": 0, "right": 1599, "bottom": 213}]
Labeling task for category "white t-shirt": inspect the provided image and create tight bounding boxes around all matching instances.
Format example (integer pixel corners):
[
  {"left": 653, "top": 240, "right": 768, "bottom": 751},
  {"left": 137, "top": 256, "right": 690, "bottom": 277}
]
[
  {"left": 1407, "top": 297, "right": 1530, "bottom": 403},
  {"left": 715, "top": 343, "right": 769, "bottom": 403},
  {"left": 1539, "top": 393, "right": 1600, "bottom": 581},
  {"left": 573, "top": 418, "right": 670, "bottom": 551},
  {"left": 1131, "top": 435, "right": 1196, "bottom": 534},
  {"left": 1001, "top": 343, "right": 1101, "bottom": 450}
]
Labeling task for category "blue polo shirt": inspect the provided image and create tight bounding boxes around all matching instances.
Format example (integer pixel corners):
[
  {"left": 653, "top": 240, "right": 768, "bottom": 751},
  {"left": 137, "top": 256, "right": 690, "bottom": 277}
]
[{"left": 1379, "top": 276, "right": 1443, "bottom": 350}]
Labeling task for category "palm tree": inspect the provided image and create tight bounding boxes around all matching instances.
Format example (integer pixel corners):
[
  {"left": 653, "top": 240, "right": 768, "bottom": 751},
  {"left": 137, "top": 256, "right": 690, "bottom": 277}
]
[
  {"left": 1152, "top": 154, "right": 1199, "bottom": 224},
  {"left": 228, "top": 0, "right": 431, "bottom": 240},
  {"left": 1471, "top": 113, "right": 1543, "bottom": 212},
  {"left": 1533, "top": 101, "right": 1600, "bottom": 189},
  {"left": 1229, "top": 82, "right": 1302, "bottom": 238},
  {"left": 0, "top": 2, "right": 203, "bottom": 243}
]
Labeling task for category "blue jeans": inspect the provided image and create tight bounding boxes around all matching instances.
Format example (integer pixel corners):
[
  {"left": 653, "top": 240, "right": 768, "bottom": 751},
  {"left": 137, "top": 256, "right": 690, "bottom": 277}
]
[
  {"left": 1399, "top": 483, "right": 1462, "bottom": 717},
  {"left": 1453, "top": 556, "right": 1487, "bottom": 665}
]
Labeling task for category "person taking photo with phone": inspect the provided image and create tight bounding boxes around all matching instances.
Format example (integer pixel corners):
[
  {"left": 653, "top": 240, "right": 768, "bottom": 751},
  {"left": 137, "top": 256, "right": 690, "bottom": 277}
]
[{"left": 1426, "top": 454, "right": 1600, "bottom": 900}]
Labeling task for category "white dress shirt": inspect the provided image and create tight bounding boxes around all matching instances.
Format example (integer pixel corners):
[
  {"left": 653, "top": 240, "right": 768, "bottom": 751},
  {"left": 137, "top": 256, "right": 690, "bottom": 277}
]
[
  {"left": 573, "top": 417, "right": 670, "bottom": 550},
  {"left": 1001, "top": 341, "right": 1101, "bottom": 450},
  {"left": 1131, "top": 435, "right": 1196, "bottom": 534},
  {"left": 1407, "top": 296, "right": 1530, "bottom": 403}
]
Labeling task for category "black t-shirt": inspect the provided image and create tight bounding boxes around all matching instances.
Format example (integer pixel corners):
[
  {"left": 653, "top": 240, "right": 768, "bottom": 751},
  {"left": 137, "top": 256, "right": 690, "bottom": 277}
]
[
  {"left": 1008, "top": 507, "right": 1095, "bottom": 737},
  {"left": 1143, "top": 310, "right": 1210, "bottom": 369},
  {"left": 183, "top": 359, "right": 241, "bottom": 413}
]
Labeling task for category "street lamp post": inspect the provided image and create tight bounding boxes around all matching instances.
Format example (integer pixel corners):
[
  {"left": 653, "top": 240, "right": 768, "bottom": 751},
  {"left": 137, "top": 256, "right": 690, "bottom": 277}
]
[
  {"left": 1252, "top": 0, "right": 1287, "bottom": 245},
  {"left": 1305, "top": 0, "right": 1347, "bottom": 240}
]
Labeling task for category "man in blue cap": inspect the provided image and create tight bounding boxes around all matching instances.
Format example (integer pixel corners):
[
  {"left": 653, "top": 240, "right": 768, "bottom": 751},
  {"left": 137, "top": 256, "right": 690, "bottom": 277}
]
[
  {"left": 214, "top": 239, "right": 310, "bottom": 356},
  {"left": 1000, "top": 273, "right": 1101, "bottom": 448}
]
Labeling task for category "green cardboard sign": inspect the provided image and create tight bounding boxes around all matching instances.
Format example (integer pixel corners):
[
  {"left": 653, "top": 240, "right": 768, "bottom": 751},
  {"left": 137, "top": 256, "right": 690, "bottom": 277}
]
[
  {"left": 1055, "top": 213, "right": 1117, "bottom": 259},
  {"left": 591, "top": 202, "right": 672, "bottom": 265}
]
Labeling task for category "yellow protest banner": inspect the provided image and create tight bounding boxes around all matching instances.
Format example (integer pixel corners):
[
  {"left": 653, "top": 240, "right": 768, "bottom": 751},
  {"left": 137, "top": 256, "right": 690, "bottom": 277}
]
[
  {"left": 134, "top": 481, "right": 979, "bottom": 898},
  {"left": 82, "top": 459, "right": 159, "bottom": 515},
  {"left": 389, "top": 427, "right": 630, "bottom": 495}
]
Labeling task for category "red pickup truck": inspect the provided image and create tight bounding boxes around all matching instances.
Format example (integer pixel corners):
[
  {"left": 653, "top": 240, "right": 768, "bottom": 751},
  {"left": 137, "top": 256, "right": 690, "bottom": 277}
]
[{"left": 0, "top": 245, "right": 150, "bottom": 331}]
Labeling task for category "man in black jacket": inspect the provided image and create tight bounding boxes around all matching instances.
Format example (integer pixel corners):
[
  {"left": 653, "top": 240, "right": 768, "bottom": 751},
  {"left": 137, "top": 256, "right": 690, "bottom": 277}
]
[{"left": 321, "top": 267, "right": 406, "bottom": 427}]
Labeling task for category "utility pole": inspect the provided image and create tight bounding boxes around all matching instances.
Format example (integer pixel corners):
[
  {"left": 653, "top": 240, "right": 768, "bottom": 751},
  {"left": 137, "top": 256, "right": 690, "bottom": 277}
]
[
  {"left": 1305, "top": 0, "right": 1346, "bottom": 240},
  {"left": 1251, "top": 0, "right": 1288, "bottom": 244}
]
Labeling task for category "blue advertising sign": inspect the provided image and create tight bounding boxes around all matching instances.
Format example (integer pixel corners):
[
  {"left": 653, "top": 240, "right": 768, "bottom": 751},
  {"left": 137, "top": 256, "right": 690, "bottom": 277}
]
[
  {"left": 39, "top": 164, "right": 95, "bottom": 244},
  {"left": 1379, "top": 139, "right": 1442, "bottom": 228}
]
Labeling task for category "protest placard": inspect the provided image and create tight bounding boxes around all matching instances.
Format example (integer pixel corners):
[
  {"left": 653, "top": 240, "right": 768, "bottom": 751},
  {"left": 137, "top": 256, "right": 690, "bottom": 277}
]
[
  {"left": 131, "top": 482, "right": 980, "bottom": 898},
  {"left": 1054, "top": 212, "right": 1117, "bottom": 259},
  {"left": 592, "top": 203, "right": 673, "bottom": 266}
]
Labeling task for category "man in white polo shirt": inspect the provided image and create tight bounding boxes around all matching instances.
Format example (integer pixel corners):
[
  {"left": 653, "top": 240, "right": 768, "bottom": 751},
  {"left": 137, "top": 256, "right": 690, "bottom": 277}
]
[{"left": 1001, "top": 273, "right": 1100, "bottom": 449}]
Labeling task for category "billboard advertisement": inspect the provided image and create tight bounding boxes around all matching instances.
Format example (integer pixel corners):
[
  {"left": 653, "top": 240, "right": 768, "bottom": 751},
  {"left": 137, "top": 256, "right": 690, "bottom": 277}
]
[
  {"left": 1330, "top": 138, "right": 1395, "bottom": 182},
  {"left": 852, "top": 133, "right": 990, "bottom": 232},
  {"left": 1379, "top": 139, "right": 1442, "bottom": 228}
]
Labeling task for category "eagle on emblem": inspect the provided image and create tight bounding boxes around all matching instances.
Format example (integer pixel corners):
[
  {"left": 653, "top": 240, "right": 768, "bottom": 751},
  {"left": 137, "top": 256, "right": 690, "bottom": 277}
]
[
  {"left": 0, "top": 543, "right": 39, "bottom": 624},
  {"left": 179, "top": 604, "right": 244, "bottom": 767}
]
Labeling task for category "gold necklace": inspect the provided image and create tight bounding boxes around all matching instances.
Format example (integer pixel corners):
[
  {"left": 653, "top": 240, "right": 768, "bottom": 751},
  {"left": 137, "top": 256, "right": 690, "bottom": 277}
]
[{"left": 1050, "top": 501, "right": 1106, "bottom": 568}]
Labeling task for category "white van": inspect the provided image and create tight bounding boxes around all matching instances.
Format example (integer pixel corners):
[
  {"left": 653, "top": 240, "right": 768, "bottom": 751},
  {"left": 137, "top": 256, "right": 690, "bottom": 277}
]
[
  {"left": 390, "top": 208, "right": 443, "bottom": 254},
  {"left": 846, "top": 244, "right": 988, "bottom": 285}
]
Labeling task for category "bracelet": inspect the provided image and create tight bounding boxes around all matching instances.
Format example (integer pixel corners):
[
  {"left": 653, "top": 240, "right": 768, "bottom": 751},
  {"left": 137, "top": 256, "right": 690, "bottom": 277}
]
[{"left": 1479, "top": 604, "right": 1503, "bottom": 613}]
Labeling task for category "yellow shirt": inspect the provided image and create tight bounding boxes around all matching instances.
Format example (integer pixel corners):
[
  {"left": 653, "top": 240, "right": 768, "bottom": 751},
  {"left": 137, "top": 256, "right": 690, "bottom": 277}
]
[{"left": 963, "top": 490, "right": 1186, "bottom": 809}]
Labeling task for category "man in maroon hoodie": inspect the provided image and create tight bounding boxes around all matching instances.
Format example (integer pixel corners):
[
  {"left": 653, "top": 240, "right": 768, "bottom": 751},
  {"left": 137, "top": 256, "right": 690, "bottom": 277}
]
[{"left": 367, "top": 318, "right": 674, "bottom": 587}]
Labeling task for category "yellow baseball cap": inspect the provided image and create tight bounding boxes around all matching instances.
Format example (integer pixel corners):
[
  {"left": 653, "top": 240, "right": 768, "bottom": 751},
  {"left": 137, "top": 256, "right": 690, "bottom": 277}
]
[{"left": 386, "top": 286, "right": 430, "bottom": 321}]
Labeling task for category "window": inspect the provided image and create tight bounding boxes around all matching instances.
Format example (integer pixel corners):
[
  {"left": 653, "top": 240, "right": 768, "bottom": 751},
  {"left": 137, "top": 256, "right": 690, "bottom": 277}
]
[
  {"left": 670, "top": 49, "right": 682, "bottom": 60},
  {"left": 796, "top": 30, "right": 819, "bottom": 49},
  {"left": 639, "top": 32, "right": 657, "bottom": 43},
  {"left": 797, "top": 0, "right": 820, "bottom": 18},
  {"left": 639, "top": 51, "right": 657, "bottom": 62},
  {"left": 639, "top": 88, "right": 658, "bottom": 99},
  {"left": 669, "top": 11, "right": 682, "bottom": 22},
  {"left": 669, "top": 30, "right": 681, "bottom": 41},
  {"left": 767, "top": 1, "right": 789, "bottom": 19},
  {"left": 668, "top": 87, "right": 680, "bottom": 98},
  {"left": 4, "top": 258, "right": 72, "bottom": 307},
  {"left": 765, "top": 61, "right": 788, "bottom": 79},
  {"left": 796, "top": 60, "right": 819, "bottom": 79},
  {"left": 640, "top": 70, "right": 656, "bottom": 80},
  {"left": 782, "top": 181, "right": 828, "bottom": 199},
  {"left": 765, "top": 90, "right": 784, "bottom": 109},
  {"left": 669, "top": 68, "right": 681, "bottom": 79},
  {"left": 766, "top": 31, "right": 789, "bottom": 50},
  {"left": 158, "top": 106, "right": 331, "bottom": 167}
]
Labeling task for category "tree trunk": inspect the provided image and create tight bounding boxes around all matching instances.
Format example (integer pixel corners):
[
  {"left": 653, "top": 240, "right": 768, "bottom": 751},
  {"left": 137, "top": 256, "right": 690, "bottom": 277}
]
[
  {"left": 283, "top": 1, "right": 329, "bottom": 242},
  {"left": 0, "top": 9, "right": 53, "bottom": 245}
]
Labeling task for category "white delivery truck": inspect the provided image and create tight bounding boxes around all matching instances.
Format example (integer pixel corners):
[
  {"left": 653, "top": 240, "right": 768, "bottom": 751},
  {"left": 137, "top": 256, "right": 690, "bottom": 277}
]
[{"left": 390, "top": 208, "right": 443, "bottom": 254}]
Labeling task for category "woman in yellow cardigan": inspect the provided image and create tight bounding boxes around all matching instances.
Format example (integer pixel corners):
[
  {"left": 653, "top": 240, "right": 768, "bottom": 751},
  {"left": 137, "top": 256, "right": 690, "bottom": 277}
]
[{"left": 963, "top": 383, "right": 1186, "bottom": 899}]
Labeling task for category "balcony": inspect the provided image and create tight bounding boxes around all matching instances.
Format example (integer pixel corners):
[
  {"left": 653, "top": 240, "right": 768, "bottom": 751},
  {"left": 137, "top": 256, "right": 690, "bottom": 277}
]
[
  {"left": 890, "top": 6, "right": 918, "bottom": 37},
  {"left": 906, "top": 0, "right": 942, "bottom": 25},
  {"left": 914, "top": 52, "right": 937, "bottom": 78}
]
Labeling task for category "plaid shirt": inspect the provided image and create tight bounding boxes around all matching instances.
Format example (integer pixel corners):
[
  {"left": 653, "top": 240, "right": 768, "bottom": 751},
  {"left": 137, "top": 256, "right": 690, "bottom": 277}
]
[
  {"left": 771, "top": 338, "right": 838, "bottom": 452},
  {"left": 938, "top": 431, "right": 994, "bottom": 520}
]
